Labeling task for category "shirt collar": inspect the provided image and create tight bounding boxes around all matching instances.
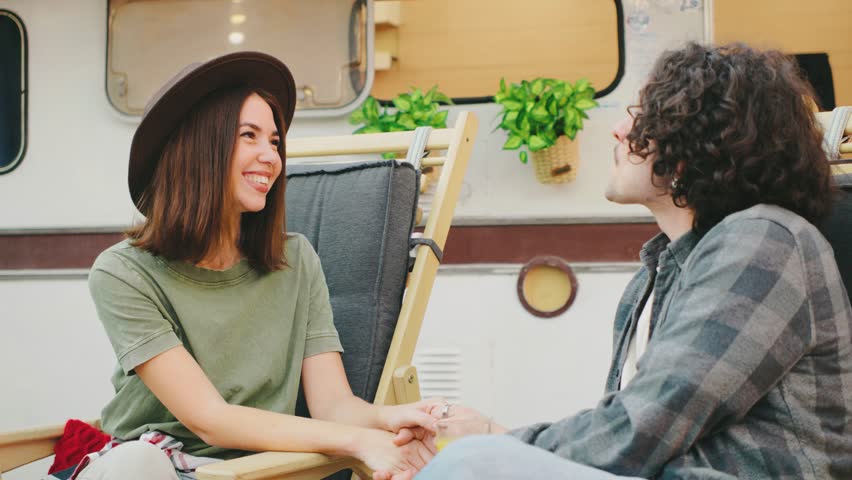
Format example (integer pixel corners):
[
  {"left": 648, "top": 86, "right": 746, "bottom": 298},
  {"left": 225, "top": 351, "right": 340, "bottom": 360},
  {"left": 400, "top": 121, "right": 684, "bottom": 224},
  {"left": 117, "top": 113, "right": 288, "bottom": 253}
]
[
  {"left": 669, "top": 229, "right": 701, "bottom": 267},
  {"left": 639, "top": 229, "right": 702, "bottom": 269}
]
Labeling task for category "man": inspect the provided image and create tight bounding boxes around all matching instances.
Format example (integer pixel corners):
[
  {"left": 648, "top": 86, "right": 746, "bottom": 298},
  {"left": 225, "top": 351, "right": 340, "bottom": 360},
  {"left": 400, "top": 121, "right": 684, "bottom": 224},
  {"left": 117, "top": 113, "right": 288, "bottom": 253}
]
[{"left": 414, "top": 43, "right": 852, "bottom": 479}]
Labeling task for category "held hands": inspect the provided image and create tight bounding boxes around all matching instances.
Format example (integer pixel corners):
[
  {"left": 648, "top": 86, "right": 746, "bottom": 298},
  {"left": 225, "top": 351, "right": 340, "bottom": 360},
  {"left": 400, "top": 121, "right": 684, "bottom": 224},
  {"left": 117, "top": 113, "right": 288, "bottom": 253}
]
[
  {"left": 355, "top": 428, "right": 433, "bottom": 480},
  {"left": 381, "top": 398, "right": 447, "bottom": 433},
  {"left": 363, "top": 399, "right": 445, "bottom": 480},
  {"left": 427, "top": 403, "right": 508, "bottom": 438},
  {"left": 386, "top": 400, "right": 508, "bottom": 449},
  {"left": 365, "top": 399, "right": 506, "bottom": 478},
  {"left": 379, "top": 398, "right": 445, "bottom": 448}
]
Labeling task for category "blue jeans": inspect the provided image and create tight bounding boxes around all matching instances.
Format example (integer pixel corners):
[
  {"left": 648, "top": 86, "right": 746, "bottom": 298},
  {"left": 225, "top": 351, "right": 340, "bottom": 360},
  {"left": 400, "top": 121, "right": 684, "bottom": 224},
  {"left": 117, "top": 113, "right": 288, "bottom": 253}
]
[{"left": 416, "top": 435, "right": 645, "bottom": 480}]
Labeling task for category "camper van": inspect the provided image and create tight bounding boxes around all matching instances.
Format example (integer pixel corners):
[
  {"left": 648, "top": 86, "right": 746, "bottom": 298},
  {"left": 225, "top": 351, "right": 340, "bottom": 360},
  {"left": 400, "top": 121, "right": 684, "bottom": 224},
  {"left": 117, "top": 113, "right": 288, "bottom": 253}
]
[{"left": 1, "top": 1, "right": 850, "bottom": 479}]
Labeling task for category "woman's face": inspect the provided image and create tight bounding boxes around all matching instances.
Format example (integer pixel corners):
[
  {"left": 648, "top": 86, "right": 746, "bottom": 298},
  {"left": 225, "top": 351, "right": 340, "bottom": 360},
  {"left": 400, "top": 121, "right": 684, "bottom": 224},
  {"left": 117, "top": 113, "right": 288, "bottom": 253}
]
[{"left": 229, "top": 92, "right": 282, "bottom": 214}]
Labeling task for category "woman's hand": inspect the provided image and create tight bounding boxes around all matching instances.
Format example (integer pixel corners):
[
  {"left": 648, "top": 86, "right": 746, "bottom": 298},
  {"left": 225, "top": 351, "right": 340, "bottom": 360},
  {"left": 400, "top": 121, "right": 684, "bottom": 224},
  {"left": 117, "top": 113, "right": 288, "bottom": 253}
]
[
  {"left": 353, "top": 429, "right": 434, "bottom": 480},
  {"left": 380, "top": 398, "right": 445, "bottom": 433},
  {"left": 378, "top": 398, "right": 445, "bottom": 450}
]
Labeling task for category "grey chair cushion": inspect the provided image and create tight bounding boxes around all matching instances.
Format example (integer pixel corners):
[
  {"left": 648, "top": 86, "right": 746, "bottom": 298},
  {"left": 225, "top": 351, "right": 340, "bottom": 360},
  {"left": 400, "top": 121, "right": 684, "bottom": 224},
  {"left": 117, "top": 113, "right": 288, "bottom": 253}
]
[
  {"left": 285, "top": 160, "right": 419, "bottom": 407},
  {"left": 822, "top": 175, "right": 852, "bottom": 299}
]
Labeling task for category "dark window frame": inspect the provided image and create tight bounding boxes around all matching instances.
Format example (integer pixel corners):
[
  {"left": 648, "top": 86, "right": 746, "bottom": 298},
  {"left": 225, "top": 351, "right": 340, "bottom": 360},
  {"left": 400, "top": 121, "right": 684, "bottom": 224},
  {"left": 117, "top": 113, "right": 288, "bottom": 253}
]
[
  {"left": 102, "top": 0, "right": 373, "bottom": 117},
  {"left": 0, "top": 9, "right": 27, "bottom": 175},
  {"left": 378, "top": 0, "right": 625, "bottom": 106}
]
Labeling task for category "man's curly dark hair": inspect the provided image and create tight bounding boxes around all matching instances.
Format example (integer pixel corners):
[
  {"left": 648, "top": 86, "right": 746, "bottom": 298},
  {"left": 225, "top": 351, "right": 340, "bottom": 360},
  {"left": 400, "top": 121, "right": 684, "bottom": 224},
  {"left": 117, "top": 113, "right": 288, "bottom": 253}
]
[{"left": 627, "top": 42, "right": 834, "bottom": 233}]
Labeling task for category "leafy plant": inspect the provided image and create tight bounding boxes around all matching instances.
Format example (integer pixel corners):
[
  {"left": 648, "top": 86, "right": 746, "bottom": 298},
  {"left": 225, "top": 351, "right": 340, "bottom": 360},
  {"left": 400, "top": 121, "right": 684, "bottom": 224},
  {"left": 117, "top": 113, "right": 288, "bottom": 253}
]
[
  {"left": 349, "top": 86, "right": 454, "bottom": 159},
  {"left": 494, "top": 78, "right": 598, "bottom": 163}
]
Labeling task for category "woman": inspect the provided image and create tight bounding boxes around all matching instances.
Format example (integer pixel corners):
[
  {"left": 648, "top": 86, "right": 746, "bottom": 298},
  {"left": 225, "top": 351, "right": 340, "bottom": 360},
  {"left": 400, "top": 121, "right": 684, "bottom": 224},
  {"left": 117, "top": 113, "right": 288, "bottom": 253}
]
[{"left": 82, "top": 52, "right": 436, "bottom": 480}]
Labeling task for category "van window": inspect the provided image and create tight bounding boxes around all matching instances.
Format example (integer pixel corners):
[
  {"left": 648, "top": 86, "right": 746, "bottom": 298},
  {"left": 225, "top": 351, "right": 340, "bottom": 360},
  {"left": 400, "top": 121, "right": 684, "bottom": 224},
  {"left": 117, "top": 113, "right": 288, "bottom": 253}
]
[
  {"left": 106, "top": 0, "right": 372, "bottom": 116},
  {"left": 0, "top": 10, "right": 26, "bottom": 174},
  {"left": 371, "top": 0, "right": 624, "bottom": 102}
]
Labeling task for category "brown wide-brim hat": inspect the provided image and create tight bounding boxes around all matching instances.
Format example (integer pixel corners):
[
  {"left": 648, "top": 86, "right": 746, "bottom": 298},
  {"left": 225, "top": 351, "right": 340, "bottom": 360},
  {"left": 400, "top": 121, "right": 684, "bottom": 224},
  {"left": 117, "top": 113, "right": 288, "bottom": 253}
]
[{"left": 128, "top": 51, "right": 296, "bottom": 212}]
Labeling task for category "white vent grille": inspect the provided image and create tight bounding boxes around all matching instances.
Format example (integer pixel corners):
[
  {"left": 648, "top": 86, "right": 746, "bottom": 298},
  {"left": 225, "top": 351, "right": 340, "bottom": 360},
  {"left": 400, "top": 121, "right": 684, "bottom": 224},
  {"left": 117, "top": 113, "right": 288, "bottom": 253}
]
[{"left": 413, "top": 347, "right": 462, "bottom": 403}]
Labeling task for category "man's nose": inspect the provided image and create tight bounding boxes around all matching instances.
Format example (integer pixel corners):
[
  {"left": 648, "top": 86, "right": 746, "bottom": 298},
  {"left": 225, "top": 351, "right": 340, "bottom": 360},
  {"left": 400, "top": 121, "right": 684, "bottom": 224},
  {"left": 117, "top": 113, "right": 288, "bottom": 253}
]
[{"left": 612, "top": 116, "right": 632, "bottom": 142}]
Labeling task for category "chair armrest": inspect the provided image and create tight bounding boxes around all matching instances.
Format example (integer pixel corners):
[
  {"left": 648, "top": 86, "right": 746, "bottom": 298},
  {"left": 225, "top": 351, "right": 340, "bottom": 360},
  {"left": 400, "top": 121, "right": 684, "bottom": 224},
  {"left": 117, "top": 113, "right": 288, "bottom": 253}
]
[
  {"left": 195, "top": 451, "right": 371, "bottom": 480},
  {"left": 392, "top": 365, "right": 421, "bottom": 404},
  {"left": 0, "top": 419, "right": 99, "bottom": 474}
]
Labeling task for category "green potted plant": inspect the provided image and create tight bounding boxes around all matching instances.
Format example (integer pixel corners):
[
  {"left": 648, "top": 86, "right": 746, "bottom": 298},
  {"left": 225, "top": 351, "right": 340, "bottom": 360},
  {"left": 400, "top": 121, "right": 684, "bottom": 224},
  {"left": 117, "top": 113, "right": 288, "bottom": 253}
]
[
  {"left": 494, "top": 77, "right": 598, "bottom": 183},
  {"left": 349, "top": 86, "right": 453, "bottom": 159}
]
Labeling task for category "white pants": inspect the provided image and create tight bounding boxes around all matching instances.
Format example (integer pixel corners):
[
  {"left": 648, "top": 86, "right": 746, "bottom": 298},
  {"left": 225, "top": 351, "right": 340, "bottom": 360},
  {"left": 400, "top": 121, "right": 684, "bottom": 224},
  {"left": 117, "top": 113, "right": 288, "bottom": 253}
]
[
  {"left": 75, "top": 441, "right": 179, "bottom": 480},
  {"left": 416, "top": 435, "right": 646, "bottom": 480}
]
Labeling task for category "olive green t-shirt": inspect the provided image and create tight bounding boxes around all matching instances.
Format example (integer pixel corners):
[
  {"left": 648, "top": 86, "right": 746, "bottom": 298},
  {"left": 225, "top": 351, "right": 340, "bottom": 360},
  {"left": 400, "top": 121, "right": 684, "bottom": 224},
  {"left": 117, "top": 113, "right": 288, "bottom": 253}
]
[{"left": 88, "top": 233, "right": 343, "bottom": 459}]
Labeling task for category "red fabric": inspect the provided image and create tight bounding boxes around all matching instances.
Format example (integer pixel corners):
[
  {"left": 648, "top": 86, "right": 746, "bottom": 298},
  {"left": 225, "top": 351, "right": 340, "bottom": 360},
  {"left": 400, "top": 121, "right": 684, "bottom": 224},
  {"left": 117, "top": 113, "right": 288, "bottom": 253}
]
[{"left": 48, "top": 419, "right": 111, "bottom": 474}]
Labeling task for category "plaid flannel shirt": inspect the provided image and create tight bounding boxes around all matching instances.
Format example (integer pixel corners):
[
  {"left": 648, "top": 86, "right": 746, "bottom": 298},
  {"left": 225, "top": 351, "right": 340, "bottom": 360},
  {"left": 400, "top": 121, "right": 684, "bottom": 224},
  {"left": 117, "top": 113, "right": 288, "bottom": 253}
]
[{"left": 510, "top": 204, "right": 852, "bottom": 479}]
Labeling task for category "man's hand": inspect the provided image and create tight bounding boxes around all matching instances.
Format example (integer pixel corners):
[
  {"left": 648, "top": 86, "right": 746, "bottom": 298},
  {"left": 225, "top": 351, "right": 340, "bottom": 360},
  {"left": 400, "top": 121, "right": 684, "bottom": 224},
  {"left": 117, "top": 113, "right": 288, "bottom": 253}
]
[{"left": 427, "top": 403, "right": 509, "bottom": 435}]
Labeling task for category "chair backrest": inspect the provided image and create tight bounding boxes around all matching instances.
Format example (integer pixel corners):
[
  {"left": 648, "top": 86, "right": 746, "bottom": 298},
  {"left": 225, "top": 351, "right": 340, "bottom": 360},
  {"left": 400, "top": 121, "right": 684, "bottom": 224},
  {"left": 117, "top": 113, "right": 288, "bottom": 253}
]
[
  {"left": 822, "top": 174, "right": 852, "bottom": 299},
  {"left": 286, "top": 161, "right": 419, "bottom": 405},
  {"left": 283, "top": 113, "right": 478, "bottom": 410}
]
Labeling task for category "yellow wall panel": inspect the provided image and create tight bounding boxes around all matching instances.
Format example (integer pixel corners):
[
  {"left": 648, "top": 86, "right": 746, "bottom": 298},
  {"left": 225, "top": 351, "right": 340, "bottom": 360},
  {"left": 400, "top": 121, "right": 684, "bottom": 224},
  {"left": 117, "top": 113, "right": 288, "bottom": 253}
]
[
  {"left": 715, "top": 0, "right": 852, "bottom": 107},
  {"left": 371, "top": 0, "right": 620, "bottom": 100}
]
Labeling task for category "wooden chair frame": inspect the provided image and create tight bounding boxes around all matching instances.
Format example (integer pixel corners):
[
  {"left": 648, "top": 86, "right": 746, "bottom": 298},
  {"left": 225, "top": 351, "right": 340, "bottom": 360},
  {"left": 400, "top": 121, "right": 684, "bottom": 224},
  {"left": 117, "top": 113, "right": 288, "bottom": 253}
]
[{"left": 0, "top": 111, "right": 479, "bottom": 480}]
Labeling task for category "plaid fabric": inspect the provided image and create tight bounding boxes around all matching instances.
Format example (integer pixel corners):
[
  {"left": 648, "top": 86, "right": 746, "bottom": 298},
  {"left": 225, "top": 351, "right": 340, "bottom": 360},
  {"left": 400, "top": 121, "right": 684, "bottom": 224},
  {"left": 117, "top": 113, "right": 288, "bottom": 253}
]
[{"left": 510, "top": 204, "right": 852, "bottom": 479}]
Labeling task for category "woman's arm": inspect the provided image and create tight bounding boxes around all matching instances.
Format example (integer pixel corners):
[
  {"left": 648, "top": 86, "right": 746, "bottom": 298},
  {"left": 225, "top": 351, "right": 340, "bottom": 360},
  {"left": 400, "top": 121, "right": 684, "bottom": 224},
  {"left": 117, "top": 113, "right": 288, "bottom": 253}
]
[
  {"left": 136, "top": 345, "right": 430, "bottom": 474},
  {"left": 300, "top": 351, "right": 440, "bottom": 434}
]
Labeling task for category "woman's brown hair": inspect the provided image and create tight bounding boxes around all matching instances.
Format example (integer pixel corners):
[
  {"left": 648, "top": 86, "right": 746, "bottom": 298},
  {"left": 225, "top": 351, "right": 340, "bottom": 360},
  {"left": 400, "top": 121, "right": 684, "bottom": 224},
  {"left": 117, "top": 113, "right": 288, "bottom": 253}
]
[
  {"left": 627, "top": 42, "right": 834, "bottom": 233},
  {"left": 127, "top": 87, "right": 287, "bottom": 272}
]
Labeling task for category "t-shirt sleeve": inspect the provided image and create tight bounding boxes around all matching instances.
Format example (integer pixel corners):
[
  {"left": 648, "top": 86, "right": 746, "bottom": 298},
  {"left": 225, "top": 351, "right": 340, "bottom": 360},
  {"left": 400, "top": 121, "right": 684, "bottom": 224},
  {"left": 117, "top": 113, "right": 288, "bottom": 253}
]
[
  {"left": 89, "top": 254, "right": 182, "bottom": 375},
  {"left": 299, "top": 236, "right": 344, "bottom": 358}
]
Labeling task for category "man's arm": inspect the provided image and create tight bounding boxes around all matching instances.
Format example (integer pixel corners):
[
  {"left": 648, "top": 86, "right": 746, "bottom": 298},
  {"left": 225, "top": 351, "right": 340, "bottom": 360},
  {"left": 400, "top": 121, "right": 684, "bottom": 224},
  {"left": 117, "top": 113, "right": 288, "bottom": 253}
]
[{"left": 509, "top": 218, "right": 814, "bottom": 477}]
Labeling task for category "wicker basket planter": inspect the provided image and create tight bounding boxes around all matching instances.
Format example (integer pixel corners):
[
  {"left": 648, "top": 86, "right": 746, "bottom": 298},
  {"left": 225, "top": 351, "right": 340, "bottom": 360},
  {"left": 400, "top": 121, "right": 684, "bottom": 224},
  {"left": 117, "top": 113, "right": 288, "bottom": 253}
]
[{"left": 530, "top": 135, "right": 579, "bottom": 184}]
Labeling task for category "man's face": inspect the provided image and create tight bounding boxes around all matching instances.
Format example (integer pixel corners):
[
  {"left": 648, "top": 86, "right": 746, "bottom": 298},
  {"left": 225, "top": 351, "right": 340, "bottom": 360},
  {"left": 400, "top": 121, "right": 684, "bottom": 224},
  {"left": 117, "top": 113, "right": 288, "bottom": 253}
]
[{"left": 605, "top": 115, "right": 666, "bottom": 207}]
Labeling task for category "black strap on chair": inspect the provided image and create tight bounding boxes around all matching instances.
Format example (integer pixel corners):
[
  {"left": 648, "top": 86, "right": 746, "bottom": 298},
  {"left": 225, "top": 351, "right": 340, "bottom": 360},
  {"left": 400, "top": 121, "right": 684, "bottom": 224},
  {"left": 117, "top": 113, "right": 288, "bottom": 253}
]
[{"left": 410, "top": 236, "right": 443, "bottom": 263}]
